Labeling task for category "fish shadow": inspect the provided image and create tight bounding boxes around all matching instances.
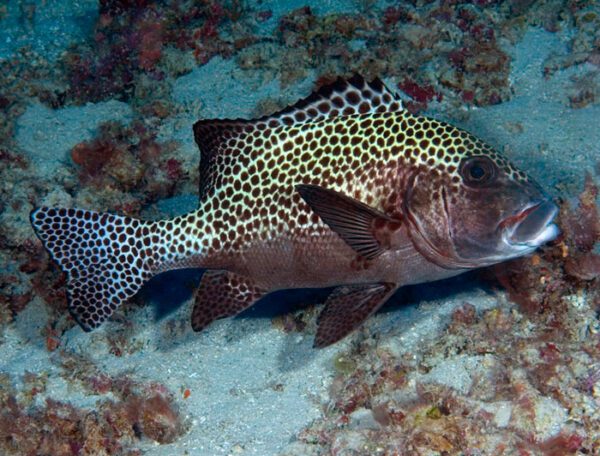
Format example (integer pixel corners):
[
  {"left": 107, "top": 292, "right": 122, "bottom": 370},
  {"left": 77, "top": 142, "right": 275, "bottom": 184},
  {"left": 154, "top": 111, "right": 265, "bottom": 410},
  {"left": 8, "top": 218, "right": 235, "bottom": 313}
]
[
  {"left": 380, "top": 270, "right": 485, "bottom": 315},
  {"left": 138, "top": 270, "right": 329, "bottom": 354},
  {"left": 239, "top": 287, "right": 333, "bottom": 372},
  {"left": 140, "top": 268, "right": 202, "bottom": 321},
  {"left": 137, "top": 269, "right": 491, "bottom": 369},
  {"left": 134, "top": 268, "right": 200, "bottom": 351},
  {"left": 268, "top": 271, "right": 488, "bottom": 372}
]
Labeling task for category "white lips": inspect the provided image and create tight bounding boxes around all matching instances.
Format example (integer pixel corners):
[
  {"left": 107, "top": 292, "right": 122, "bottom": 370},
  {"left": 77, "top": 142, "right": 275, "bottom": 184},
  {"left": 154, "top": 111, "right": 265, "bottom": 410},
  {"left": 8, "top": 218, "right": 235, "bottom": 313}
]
[
  {"left": 524, "top": 222, "right": 560, "bottom": 247},
  {"left": 501, "top": 218, "right": 560, "bottom": 256}
]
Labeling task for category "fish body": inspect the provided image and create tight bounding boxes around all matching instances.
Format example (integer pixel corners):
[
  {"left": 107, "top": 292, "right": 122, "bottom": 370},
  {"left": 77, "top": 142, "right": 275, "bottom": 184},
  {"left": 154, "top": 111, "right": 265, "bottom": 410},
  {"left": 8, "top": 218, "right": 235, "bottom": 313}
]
[{"left": 31, "top": 76, "right": 559, "bottom": 347}]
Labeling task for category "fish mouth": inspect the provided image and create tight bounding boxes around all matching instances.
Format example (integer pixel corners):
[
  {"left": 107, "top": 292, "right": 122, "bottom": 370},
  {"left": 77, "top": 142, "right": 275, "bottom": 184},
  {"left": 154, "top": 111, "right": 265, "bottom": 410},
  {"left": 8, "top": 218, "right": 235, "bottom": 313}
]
[{"left": 500, "top": 200, "right": 560, "bottom": 250}]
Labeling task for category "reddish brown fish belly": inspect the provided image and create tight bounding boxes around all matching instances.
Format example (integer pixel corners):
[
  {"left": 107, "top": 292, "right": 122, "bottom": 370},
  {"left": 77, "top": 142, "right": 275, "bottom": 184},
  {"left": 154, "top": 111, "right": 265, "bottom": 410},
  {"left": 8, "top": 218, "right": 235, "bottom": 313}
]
[{"left": 234, "top": 221, "right": 458, "bottom": 291}]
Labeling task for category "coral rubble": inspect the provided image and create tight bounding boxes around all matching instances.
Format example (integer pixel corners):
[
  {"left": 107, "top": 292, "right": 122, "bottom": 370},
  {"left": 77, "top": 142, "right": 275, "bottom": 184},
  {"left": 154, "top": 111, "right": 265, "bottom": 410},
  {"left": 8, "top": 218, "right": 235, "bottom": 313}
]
[{"left": 0, "top": 351, "right": 185, "bottom": 456}]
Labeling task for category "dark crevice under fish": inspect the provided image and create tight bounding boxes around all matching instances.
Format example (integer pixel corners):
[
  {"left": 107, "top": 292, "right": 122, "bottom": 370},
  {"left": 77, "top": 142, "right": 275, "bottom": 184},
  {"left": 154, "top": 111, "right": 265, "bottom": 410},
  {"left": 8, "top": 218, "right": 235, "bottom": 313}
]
[{"left": 30, "top": 76, "right": 559, "bottom": 348}]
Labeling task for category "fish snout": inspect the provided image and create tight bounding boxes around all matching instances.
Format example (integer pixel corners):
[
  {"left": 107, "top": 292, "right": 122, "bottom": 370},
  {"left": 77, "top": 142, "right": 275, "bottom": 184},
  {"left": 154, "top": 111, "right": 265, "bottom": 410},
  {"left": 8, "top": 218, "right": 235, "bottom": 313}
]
[{"left": 501, "top": 200, "right": 560, "bottom": 248}]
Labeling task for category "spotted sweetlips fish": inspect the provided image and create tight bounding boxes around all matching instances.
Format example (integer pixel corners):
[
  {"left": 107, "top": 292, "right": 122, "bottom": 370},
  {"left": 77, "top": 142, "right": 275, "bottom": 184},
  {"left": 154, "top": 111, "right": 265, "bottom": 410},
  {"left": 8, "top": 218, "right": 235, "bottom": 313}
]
[{"left": 30, "top": 76, "right": 559, "bottom": 347}]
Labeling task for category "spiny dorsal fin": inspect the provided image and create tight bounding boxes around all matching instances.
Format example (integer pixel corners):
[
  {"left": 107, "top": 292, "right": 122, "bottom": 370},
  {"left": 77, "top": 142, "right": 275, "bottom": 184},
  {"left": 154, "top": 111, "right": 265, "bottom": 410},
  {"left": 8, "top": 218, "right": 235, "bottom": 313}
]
[
  {"left": 263, "top": 74, "right": 403, "bottom": 126},
  {"left": 193, "top": 75, "right": 402, "bottom": 201}
]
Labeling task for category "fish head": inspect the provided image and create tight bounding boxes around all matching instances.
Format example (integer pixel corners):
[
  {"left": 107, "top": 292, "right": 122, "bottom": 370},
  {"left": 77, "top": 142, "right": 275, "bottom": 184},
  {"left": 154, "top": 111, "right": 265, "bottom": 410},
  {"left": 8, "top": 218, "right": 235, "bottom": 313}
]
[{"left": 402, "top": 126, "right": 559, "bottom": 269}]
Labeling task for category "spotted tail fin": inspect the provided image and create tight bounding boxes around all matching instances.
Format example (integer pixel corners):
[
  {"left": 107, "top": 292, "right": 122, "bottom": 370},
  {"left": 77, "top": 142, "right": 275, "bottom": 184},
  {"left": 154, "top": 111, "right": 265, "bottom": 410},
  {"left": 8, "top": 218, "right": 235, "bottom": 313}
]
[{"left": 30, "top": 207, "right": 161, "bottom": 331}]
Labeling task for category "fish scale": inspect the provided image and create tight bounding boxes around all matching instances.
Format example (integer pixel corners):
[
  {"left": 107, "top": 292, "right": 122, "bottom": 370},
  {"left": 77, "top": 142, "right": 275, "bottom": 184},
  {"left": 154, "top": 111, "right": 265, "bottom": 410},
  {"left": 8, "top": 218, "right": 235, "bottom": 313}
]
[
  {"left": 193, "top": 111, "right": 514, "bottom": 250},
  {"left": 30, "top": 75, "right": 559, "bottom": 347}
]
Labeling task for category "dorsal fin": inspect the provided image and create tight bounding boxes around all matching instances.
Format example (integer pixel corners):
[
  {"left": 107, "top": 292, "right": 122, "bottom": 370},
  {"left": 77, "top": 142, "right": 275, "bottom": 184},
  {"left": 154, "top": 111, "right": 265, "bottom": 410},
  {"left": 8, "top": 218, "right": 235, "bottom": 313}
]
[
  {"left": 193, "top": 75, "right": 403, "bottom": 201},
  {"left": 263, "top": 74, "right": 403, "bottom": 126},
  {"left": 193, "top": 118, "right": 248, "bottom": 201}
]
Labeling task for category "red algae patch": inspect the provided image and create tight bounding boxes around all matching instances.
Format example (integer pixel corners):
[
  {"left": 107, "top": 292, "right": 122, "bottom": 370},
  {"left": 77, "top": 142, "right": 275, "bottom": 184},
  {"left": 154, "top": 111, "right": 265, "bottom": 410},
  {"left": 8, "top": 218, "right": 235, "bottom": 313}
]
[
  {"left": 69, "top": 121, "right": 183, "bottom": 203},
  {"left": 0, "top": 351, "right": 187, "bottom": 456},
  {"left": 62, "top": 0, "right": 254, "bottom": 104},
  {"left": 0, "top": 383, "right": 185, "bottom": 456}
]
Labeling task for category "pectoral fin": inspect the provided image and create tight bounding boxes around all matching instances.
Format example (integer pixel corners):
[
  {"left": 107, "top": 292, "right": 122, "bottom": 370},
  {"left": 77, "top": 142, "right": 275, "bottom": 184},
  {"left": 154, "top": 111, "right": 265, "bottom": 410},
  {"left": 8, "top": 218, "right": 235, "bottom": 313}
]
[
  {"left": 314, "top": 282, "right": 397, "bottom": 348},
  {"left": 296, "top": 184, "right": 400, "bottom": 260},
  {"left": 191, "top": 270, "right": 267, "bottom": 332}
]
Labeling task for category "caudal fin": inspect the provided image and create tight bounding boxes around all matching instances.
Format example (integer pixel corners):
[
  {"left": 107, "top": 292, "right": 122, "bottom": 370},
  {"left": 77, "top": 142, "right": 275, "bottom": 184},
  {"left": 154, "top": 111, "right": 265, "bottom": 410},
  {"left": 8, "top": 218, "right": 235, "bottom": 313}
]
[{"left": 30, "top": 207, "right": 159, "bottom": 331}]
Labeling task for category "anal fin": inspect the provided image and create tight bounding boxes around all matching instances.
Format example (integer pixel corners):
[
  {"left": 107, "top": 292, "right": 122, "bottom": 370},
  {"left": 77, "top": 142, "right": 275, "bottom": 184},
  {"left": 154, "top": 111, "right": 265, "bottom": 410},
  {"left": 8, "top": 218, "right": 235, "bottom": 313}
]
[
  {"left": 314, "top": 282, "right": 397, "bottom": 348},
  {"left": 191, "top": 270, "right": 267, "bottom": 332}
]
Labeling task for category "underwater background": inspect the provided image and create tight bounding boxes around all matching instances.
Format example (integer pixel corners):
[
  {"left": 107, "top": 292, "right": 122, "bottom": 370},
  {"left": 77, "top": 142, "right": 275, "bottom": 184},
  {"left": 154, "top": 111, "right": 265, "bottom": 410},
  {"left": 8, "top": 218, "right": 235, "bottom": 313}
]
[{"left": 0, "top": 0, "right": 599, "bottom": 455}]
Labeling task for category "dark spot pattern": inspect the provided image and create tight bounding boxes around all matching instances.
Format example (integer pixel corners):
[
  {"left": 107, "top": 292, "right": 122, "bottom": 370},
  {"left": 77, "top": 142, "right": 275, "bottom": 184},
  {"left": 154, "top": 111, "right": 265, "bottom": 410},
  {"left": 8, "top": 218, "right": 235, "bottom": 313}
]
[
  {"left": 188, "top": 76, "right": 527, "bottom": 259},
  {"left": 190, "top": 270, "right": 266, "bottom": 332},
  {"left": 30, "top": 208, "right": 162, "bottom": 330}
]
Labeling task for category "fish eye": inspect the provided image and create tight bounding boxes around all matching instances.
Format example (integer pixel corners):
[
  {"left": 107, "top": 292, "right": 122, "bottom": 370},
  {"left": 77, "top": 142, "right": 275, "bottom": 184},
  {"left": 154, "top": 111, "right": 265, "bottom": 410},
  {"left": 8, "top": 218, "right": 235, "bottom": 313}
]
[{"left": 460, "top": 156, "right": 496, "bottom": 186}]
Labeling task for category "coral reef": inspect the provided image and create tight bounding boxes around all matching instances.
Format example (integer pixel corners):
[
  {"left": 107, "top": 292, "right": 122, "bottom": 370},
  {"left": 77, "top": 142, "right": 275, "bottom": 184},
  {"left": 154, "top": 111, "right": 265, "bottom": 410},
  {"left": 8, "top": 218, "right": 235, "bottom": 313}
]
[
  {"left": 238, "top": 1, "right": 561, "bottom": 108},
  {"left": 1, "top": 0, "right": 599, "bottom": 453},
  {"left": 284, "top": 301, "right": 599, "bottom": 455},
  {"left": 543, "top": 1, "right": 600, "bottom": 80},
  {"left": 0, "top": 351, "right": 185, "bottom": 456},
  {"left": 69, "top": 120, "right": 184, "bottom": 210},
  {"left": 63, "top": 0, "right": 255, "bottom": 104}
]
